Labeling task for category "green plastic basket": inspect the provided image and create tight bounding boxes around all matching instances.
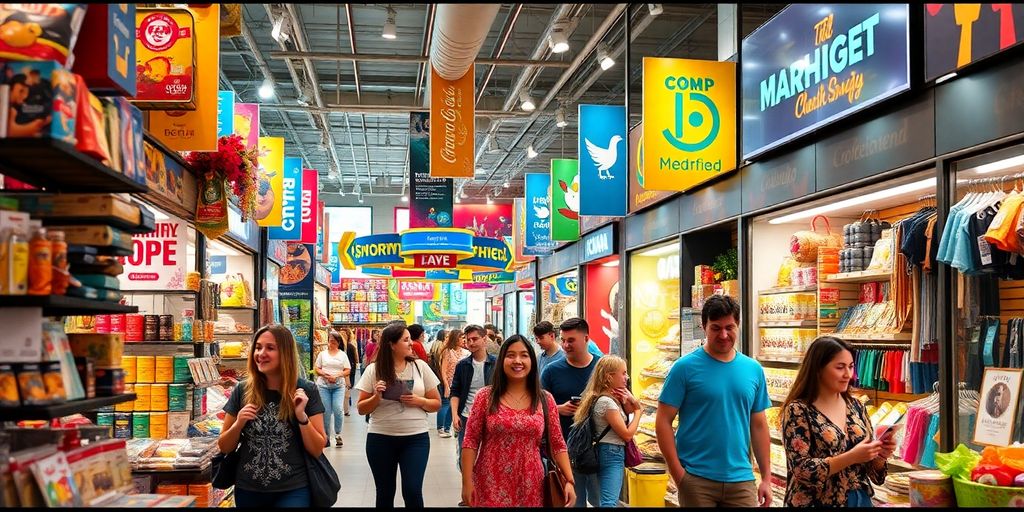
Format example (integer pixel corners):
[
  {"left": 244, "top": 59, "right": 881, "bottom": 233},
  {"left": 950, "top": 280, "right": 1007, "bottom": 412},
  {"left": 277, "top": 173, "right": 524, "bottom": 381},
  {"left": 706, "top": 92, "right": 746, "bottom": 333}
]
[{"left": 953, "top": 477, "right": 1024, "bottom": 507}]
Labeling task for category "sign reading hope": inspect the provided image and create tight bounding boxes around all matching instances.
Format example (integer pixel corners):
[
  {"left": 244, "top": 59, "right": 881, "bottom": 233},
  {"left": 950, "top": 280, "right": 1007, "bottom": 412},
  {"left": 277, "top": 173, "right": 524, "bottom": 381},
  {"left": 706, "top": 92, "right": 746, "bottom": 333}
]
[{"left": 119, "top": 218, "right": 187, "bottom": 290}]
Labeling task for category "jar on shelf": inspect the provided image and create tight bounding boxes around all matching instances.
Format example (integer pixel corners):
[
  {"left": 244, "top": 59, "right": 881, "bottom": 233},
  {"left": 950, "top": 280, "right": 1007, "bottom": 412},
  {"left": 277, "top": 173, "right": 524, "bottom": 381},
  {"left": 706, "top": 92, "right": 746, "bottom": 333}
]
[{"left": 181, "top": 309, "right": 194, "bottom": 342}]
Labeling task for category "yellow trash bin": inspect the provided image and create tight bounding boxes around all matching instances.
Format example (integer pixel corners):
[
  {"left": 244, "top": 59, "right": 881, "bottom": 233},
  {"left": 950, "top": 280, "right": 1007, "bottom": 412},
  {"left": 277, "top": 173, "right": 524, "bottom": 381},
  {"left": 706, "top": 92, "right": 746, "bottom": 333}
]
[{"left": 627, "top": 466, "right": 669, "bottom": 508}]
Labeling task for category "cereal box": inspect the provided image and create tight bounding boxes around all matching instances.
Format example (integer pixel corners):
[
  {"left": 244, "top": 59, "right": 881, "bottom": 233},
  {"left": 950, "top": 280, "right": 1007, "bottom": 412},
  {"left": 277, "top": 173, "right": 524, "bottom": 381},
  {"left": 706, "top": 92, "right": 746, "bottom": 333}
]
[
  {"left": 133, "top": 8, "right": 195, "bottom": 110},
  {"left": 1, "top": 60, "right": 76, "bottom": 142}
]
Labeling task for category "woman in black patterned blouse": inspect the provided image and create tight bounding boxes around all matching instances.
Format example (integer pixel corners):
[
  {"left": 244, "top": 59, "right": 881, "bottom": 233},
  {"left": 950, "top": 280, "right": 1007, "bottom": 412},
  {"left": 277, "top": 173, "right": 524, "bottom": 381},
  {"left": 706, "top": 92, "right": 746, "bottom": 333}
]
[{"left": 781, "top": 336, "right": 896, "bottom": 507}]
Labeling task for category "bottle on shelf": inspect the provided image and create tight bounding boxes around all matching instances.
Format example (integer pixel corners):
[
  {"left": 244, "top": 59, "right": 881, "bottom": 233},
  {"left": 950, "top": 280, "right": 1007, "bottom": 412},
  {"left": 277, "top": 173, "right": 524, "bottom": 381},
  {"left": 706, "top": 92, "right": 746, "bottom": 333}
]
[
  {"left": 28, "top": 222, "right": 52, "bottom": 295},
  {"left": 181, "top": 309, "right": 194, "bottom": 342},
  {"left": 48, "top": 230, "right": 68, "bottom": 295},
  {"left": 0, "top": 226, "right": 29, "bottom": 295}
]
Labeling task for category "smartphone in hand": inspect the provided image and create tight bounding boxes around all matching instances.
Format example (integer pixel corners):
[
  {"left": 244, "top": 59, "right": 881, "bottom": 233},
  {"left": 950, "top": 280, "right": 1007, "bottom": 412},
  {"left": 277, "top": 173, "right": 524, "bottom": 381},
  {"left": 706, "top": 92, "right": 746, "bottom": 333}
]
[{"left": 570, "top": 395, "right": 582, "bottom": 405}]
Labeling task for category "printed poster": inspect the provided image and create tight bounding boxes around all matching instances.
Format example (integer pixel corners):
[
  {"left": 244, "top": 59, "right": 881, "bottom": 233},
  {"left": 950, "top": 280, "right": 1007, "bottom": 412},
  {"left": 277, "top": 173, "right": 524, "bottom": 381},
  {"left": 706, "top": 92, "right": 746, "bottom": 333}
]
[
  {"left": 233, "top": 103, "right": 260, "bottom": 151},
  {"left": 550, "top": 159, "right": 580, "bottom": 241},
  {"left": 409, "top": 112, "right": 454, "bottom": 227},
  {"left": 268, "top": 157, "right": 302, "bottom": 240},
  {"left": 119, "top": 216, "right": 187, "bottom": 290},
  {"left": 448, "top": 283, "right": 468, "bottom": 315},
  {"left": 524, "top": 173, "right": 557, "bottom": 255},
  {"left": 513, "top": 198, "right": 535, "bottom": 263},
  {"left": 578, "top": 104, "right": 627, "bottom": 216},
  {"left": 585, "top": 264, "right": 620, "bottom": 354},
  {"left": 453, "top": 204, "right": 514, "bottom": 239},
  {"left": 429, "top": 63, "right": 475, "bottom": 178},
  {"left": 300, "top": 170, "right": 318, "bottom": 243},
  {"left": 256, "top": 136, "right": 284, "bottom": 227}
]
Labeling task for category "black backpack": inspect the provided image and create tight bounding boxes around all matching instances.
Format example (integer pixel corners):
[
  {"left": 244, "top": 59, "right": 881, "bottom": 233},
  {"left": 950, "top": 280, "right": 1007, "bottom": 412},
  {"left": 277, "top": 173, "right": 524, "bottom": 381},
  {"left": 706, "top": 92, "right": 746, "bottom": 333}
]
[{"left": 566, "top": 403, "right": 612, "bottom": 474}]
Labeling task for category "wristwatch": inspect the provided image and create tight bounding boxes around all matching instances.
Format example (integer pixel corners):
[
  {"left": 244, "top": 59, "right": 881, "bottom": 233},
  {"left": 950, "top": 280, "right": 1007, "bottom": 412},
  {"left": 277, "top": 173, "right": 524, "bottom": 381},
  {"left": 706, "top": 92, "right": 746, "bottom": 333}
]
[{"left": 297, "top": 415, "right": 310, "bottom": 425}]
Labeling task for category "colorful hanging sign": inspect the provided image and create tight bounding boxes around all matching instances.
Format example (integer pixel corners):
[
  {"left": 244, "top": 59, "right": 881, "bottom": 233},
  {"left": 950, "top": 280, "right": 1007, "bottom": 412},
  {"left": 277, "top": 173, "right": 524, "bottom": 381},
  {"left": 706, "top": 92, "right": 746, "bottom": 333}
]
[
  {"left": 925, "top": 4, "right": 1024, "bottom": 82},
  {"left": 409, "top": 112, "right": 454, "bottom": 228},
  {"left": 298, "top": 170, "right": 318, "bottom": 243},
  {"left": 233, "top": 103, "right": 259, "bottom": 151},
  {"left": 628, "top": 123, "right": 674, "bottom": 213},
  {"left": 448, "top": 283, "right": 468, "bottom": 314},
  {"left": 430, "top": 63, "right": 475, "bottom": 178},
  {"left": 256, "top": 136, "right": 284, "bottom": 227},
  {"left": 550, "top": 159, "right": 580, "bottom": 241},
  {"left": 472, "top": 271, "right": 516, "bottom": 284},
  {"left": 524, "top": 173, "right": 557, "bottom": 255},
  {"left": 149, "top": 4, "right": 220, "bottom": 151},
  {"left": 268, "top": 157, "right": 303, "bottom": 240},
  {"left": 399, "top": 282, "right": 437, "bottom": 301},
  {"left": 459, "top": 236, "right": 514, "bottom": 272},
  {"left": 217, "top": 90, "right": 235, "bottom": 137},
  {"left": 513, "top": 198, "right": 535, "bottom": 263},
  {"left": 339, "top": 233, "right": 404, "bottom": 269},
  {"left": 453, "top": 204, "right": 514, "bottom": 239},
  {"left": 578, "top": 104, "right": 627, "bottom": 216},
  {"left": 118, "top": 216, "right": 187, "bottom": 290},
  {"left": 642, "top": 57, "right": 737, "bottom": 191},
  {"left": 399, "top": 228, "right": 475, "bottom": 256}
]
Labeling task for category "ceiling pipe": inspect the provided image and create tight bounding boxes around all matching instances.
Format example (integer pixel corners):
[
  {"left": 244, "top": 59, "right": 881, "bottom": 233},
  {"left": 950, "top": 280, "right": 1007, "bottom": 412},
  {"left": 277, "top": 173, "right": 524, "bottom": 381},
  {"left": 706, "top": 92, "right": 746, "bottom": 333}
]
[
  {"left": 429, "top": 4, "right": 502, "bottom": 81},
  {"left": 477, "top": 4, "right": 627, "bottom": 192},
  {"left": 270, "top": 51, "right": 572, "bottom": 68},
  {"left": 475, "top": 4, "right": 524, "bottom": 106}
]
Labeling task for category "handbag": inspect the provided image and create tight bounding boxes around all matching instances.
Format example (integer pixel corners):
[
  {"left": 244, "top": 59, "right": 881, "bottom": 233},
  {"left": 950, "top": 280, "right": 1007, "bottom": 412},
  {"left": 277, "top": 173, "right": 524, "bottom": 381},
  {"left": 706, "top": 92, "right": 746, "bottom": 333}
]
[
  {"left": 624, "top": 439, "right": 643, "bottom": 468},
  {"left": 211, "top": 436, "right": 241, "bottom": 490},
  {"left": 541, "top": 391, "right": 569, "bottom": 508},
  {"left": 305, "top": 450, "right": 341, "bottom": 507}
]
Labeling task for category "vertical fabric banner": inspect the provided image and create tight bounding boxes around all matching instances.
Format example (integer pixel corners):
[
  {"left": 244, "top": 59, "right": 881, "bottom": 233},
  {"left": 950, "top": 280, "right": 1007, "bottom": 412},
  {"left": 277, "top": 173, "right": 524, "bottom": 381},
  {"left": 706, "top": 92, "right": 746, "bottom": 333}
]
[
  {"left": 322, "top": 209, "right": 331, "bottom": 264},
  {"left": 578, "top": 104, "right": 627, "bottom": 216},
  {"left": 300, "top": 169, "right": 319, "bottom": 244},
  {"left": 550, "top": 159, "right": 580, "bottom": 241},
  {"left": 268, "top": 157, "right": 302, "bottom": 240},
  {"left": 233, "top": 103, "right": 259, "bottom": 151},
  {"left": 149, "top": 5, "right": 219, "bottom": 151},
  {"left": 256, "top": 137, "right": 284, "bottom": 227},
  {"left": 524, "top": 173, "right": 556, "bottom": 255},
  {"left": 217, "top": 90, "right": 235, "bottom": 137},
  {"left": 448, "top": 283, "right": 468, "bottom": 315},
  {"left": 642, "top": 57, "right": 737, "bottom": 191},
  {"left": 430, "top": 63, "right": 475, "bottom": 178},
  {"left": 513, "top": 198, "right": 535, "bottom": 264},
  {"left": 318, "top": 201, "right": 328, "bottom": 263},
  {"left": 409, "top": 112, "right": 454, "bottom": 228}
]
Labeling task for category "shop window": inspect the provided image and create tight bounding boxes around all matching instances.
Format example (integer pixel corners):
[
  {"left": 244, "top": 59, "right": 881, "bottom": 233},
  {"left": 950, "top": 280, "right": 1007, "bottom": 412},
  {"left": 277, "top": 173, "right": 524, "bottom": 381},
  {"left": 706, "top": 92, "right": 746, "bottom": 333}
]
[{"left": 540, "top": 271, "right": 578, "bottom": 326}]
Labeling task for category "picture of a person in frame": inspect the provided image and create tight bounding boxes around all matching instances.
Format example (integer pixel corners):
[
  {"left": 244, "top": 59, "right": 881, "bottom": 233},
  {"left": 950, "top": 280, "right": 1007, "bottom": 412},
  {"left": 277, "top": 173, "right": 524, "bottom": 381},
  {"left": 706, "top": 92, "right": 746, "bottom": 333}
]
[{"left": 986, "top": 382, "right": 1012, "bottom": 419}]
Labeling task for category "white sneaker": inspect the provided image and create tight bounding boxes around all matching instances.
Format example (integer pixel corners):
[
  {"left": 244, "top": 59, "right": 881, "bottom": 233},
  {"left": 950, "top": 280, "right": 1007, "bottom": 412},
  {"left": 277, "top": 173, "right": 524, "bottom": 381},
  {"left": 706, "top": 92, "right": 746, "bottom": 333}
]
[{"left": 439, "top": 430, "right": 452, "bottom": 438}]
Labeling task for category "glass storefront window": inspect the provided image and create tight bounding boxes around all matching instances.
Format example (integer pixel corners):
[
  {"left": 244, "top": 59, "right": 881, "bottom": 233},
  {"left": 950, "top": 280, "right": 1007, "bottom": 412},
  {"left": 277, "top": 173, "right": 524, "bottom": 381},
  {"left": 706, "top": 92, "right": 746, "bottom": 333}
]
[
  {"left": 541, "top": 271, "right": 579, "bottom": 326},
  {"left": 629, "top": 241, "right": 681, "bottom": 397},
  {"left": 503, "top": 291, "right": 517, "bottom": 339},
  {"left": 518, "top": 290, "right": 535, "bottom": 339}
]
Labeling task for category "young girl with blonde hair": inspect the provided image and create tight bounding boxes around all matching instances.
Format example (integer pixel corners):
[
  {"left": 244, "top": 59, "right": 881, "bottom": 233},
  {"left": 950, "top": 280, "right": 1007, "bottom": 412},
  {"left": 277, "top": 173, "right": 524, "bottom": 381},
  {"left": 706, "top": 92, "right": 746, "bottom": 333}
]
[{"left": 573, "top": 355, "right": 642, "bottom": 507}]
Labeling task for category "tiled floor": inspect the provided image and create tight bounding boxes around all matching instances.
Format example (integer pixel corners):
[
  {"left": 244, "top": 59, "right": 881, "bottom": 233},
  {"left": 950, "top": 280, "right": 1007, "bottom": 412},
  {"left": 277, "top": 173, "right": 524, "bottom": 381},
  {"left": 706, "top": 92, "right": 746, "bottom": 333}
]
[{"left": 325, "top": 400, "right": 464, "bottom": 507}]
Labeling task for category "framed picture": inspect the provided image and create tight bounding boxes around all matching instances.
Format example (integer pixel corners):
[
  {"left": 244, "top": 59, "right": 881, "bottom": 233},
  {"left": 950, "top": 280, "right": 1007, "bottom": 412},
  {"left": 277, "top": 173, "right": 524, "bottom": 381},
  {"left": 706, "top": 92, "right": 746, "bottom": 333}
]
[{"left": 973, "top": 368, "right": 1024, "bottom": 447}]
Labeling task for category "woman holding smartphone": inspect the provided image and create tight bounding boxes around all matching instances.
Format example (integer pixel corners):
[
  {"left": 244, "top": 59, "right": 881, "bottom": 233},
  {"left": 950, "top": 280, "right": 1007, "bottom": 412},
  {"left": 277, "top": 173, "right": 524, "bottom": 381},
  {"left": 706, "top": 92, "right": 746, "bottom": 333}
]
[
  {"left": 356, "top": 323, "right": 442, "bottom": 507},
  {"left": 781, "top": 336, "right": 896, "bottom": 507}
]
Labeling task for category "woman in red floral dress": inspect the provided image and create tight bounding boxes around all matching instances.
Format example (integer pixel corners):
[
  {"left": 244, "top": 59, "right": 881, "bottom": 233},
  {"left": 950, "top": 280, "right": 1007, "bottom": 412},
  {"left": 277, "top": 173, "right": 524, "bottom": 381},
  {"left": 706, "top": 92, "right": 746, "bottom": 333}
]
[{"left": 461, "top": 335, "right": 575, "bottom": 507}]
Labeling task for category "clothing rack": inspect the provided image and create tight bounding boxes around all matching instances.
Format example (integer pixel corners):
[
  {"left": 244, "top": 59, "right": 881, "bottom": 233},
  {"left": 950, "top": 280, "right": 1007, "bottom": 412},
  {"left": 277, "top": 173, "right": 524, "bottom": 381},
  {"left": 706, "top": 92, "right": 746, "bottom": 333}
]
[
  {"left": 960, "top": 172, "right": 1024, "bottom": 189},
  {"left": 849, "top": 342, "right": 912, "bottom": 350}
]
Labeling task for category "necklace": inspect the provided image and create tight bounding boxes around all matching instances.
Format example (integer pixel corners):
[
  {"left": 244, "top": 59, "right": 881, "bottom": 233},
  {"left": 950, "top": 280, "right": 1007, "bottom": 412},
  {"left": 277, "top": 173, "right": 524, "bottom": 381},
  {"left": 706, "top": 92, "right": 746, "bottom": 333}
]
[{"left": 503, "top": 391, "right": 530, "bottom": 409}]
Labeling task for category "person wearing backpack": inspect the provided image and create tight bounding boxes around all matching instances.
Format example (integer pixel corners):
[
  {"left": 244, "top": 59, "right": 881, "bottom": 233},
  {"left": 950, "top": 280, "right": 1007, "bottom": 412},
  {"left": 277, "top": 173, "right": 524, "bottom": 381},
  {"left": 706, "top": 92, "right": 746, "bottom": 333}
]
[{"left": 570, "top": 355, "right": 642, "bottom": 507}]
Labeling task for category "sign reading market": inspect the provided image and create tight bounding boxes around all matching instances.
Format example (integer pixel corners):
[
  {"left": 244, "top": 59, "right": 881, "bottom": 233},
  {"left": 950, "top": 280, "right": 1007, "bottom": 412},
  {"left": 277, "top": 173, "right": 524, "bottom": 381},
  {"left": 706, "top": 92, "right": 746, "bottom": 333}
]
[{"left": 741, "top": 4, "right": 910, "bottom": 160}]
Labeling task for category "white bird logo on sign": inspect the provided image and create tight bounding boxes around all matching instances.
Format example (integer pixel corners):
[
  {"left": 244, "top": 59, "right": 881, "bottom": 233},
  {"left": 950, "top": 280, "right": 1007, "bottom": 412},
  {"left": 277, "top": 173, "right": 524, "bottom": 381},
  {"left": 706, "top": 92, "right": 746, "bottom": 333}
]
[
  {"left": 585, "top": 135, "right": 623, "bottom": 180},
  {"left": 533, "top": 205, "right": 550, "bottom": 219}
]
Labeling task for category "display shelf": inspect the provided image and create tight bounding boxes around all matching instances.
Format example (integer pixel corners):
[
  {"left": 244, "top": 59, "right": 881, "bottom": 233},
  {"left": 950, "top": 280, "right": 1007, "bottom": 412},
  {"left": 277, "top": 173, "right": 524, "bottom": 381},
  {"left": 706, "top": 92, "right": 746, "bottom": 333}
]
[
  {"left": 832, "top": 332, "right": 913, "bottom": 342},
  {"left": 640, "top": 370, "right": 668, "bottom": 379},
  {"left": 638, "top": 427, "right": 659, "bottom": 438},
  {"left": 0, "top": 138, "right": 149, "bottom": 193},
  {"left": 758, "top": 285, "right": 817, "bottom": 295},
  {"left": 40, "top": 215, "right": 154, "bottom": 235},
  {"left": 0, "top": 295, "right": 138, "bottom": 316},
  {"left": 216, "top": 305, "right": 258, "bottom": 311},
  {"left": 823, "top": 270, "right": 893, "bottom": 284},
  {"left": 0, "top": 393, "right": 136, "bottom": 421},
  {"left": 769, "top": 392, "right": 787, "bottom": 403},
  {"left": 131, "top": 463, "right": 212, "bottom": 478},
  {"left": 640, "top": 398, "right": 660, "bottom": 410},
  {"left": 656, "top": 343, "right": 681, "bottom": 352},
  {"left": 757, "top": 354, "right": 804, "bottom": 365},
  {"left": 887, "top": 459, "right": 917, "bottom": 471},
  {"left": 759, "top": 320, "right": 818, "bottom": 328},
  {"left": 214, "top": 331, "right": 254, "bottom": 336}
]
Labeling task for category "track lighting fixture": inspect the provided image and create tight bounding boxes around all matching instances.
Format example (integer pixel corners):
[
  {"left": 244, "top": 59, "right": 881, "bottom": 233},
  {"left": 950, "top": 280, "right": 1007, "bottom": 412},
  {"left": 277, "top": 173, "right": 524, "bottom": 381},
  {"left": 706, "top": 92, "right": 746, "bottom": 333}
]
[
  {"left": 519, "top": 91, "right": 536, "bottom": 112},
  {"left": 382, "top": 6, "right": 397, "bottom": 39}
]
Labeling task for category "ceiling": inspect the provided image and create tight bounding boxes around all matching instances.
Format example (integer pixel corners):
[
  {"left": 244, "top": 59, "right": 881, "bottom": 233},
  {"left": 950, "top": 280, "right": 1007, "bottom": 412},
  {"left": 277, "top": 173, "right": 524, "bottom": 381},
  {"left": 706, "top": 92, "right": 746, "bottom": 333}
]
[{"left": 218, "top": 3, "right": 784, "bottom": 204}]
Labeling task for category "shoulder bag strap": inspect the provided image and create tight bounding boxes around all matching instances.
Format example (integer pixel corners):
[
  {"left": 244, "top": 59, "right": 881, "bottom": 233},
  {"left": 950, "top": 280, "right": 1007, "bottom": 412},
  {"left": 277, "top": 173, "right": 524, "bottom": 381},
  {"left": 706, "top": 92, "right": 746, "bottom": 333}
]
[
  {"left": 591, "top": 398, "right": 613, "bottom": 443},
  {"left": 542, "top": 390, "right": 552, "bottom": 459}
]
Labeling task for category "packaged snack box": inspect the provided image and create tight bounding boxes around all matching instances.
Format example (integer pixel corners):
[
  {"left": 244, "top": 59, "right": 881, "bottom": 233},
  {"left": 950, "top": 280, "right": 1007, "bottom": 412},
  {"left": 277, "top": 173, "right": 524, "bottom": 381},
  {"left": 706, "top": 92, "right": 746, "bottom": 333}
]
[
  {"left": 0, "top": 4, "right": 87, "bottom": 66},
  {"left": 2, "top": 60, "right": 76, "bottom": 141}
]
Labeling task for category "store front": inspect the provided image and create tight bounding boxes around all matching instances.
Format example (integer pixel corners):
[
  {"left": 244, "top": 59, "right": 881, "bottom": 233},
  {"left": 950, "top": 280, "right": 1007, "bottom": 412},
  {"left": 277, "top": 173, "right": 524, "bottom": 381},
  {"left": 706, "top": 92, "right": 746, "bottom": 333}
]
[
  {"left": 538, "top": 243, "right": 580, "bottom": 326},
  {"left": 212, "top": 205, "right": 262, "bottom": 375},
  {"left": 515, "top": 263, "right": 537, "bottom": 338},
  {"left": 577, "top": 223, "right": 621, "bottom": 355},
  {"left": 265, "top": 239, "right": 286, "bottom": 326}
]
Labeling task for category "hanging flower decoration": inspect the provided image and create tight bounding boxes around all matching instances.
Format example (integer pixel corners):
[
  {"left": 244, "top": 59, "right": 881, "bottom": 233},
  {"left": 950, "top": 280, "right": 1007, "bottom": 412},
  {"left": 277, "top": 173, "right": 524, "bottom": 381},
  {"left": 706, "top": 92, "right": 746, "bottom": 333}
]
[{"left": 186, "top": 134, "right": 259, "bottom": 221}]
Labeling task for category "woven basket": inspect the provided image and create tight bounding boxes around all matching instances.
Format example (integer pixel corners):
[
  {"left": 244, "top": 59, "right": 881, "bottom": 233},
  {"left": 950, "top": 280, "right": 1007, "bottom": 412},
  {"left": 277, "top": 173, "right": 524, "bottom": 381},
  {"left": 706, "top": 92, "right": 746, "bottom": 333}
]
[{"left": 790, "top": 215, "right": 843, "bottom": 263}]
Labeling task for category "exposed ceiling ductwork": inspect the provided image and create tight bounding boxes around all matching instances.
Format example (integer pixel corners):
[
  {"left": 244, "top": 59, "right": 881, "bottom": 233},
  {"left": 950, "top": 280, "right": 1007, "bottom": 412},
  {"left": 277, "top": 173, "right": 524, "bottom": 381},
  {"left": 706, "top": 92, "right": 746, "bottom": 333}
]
[{"left": 429, "top": 4, "right": 502, "bottom": 81}]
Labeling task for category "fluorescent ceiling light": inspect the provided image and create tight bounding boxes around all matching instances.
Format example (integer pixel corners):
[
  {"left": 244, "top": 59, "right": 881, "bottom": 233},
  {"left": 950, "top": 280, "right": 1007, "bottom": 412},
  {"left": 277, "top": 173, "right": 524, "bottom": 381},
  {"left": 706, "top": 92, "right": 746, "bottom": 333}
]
[
  {"left": 601, "top": 260, "right": 620, "bottom": 267},
  {"left": 768, "top": 178, "right": 936, "bottom": 225},
  {"left": 555, "top": 107, "right": 567, "bottom": 128},
  {"left": 636, "top": 243, "right": 679, "bottom": 258},
  {"left": 548, "top": 19, "right": 570, "bottom": 53},
  {"left": 597, "top": 43, "right": 615, "bottom": 71},
  {"left": 258, "top": 79, "right": 275, "bottom": 100},
  {"left": 519, "top": 91, "right": 536, "bottom": 112},
  {"left": 382, "top": 6, "right": 397, "bottom": 39},
  {"left": 527, "top": 145, "right": 538, "bottom": 159},
  {"left": 647, "top": 4, "right": 663, "bottom": 16},
  {"left": 973, "top": 154, "right": 1024, "bottom": 174}
]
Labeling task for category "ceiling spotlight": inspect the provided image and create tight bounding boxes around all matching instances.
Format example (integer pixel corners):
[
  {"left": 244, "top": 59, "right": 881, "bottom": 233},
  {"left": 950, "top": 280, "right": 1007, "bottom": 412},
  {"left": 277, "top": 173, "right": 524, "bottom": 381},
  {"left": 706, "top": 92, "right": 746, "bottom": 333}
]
[
  {"left": 519, "top": 91, "right": 535, "bottom": 112},
  {"left": 548, "top": 18, "right": 570, "bottom": 54},
  {"left": 460, "top": 188, "right": 468, "bottom": 198},
  {"left": 555, "top": 107, "right": 567, "bottom": 128},
  {"left": 503, "top": 180, "right": 510, "bottom": 188},
  {"left": 647, "top": 4, "right": 663, "bottom": 16},
  {"left": 527, "top": 145, "right": 538, "bottom": 159},
  {"left": 382, "top": 6, "right": 397, "bottom": 40},
  {"left": 358, "top": 195, "right": 364, "bottom": 204},
  {"left": 258, "top": 78, "right": 274, "bottom": 100},
  {"left": 401, "top": 194, "right": 408, "bottom": 202},
  {"left": 597, "top": 43, "right": 615, "bottom": 71},
  {"left": 270, "top": 13, "right": 290, "bottom": 43}
]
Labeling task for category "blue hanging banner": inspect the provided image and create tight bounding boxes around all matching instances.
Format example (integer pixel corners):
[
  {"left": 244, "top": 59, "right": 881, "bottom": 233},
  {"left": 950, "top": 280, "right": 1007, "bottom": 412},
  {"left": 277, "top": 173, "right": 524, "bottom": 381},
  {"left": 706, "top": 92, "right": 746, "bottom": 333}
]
[
  {"left": 217, "top": 90, "right": 235, "bottom": 137},
  {"left": 268, "top": 157, "right": 303, "bottom": 240},
  {"left": 578, "top": 104, "right": 627, "bottom": 216},
  {"left": 524, "top": 173, "right": 557, "bottom": 256}
]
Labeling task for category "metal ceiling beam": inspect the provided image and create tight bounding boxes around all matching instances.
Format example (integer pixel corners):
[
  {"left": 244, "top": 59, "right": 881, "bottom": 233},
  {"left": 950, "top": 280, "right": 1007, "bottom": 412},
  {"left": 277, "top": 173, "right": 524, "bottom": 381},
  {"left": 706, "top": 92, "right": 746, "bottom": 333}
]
[
  {"left": 256, "top": 103, "right": 535, "bottom": 118},
  {"left": 342, "top": 5, "right": 376, "bottom": 195},
  {"left": 269, "top": 51, "right": 573, "bottom": 68},
  {"left": 414, "top": 4, "right": 436, "bottom": 106},
  {"left": 476, "top": 4, "right": 523, "bottom": 106}
]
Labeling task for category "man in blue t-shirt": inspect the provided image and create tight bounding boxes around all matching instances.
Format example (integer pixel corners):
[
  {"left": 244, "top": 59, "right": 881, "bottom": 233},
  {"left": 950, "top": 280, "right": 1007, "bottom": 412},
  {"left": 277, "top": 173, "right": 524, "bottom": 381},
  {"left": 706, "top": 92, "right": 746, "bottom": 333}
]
[
  {"left": 541, "top": 317, "right": 601, "bottom": 508},
  {"left": 656, "top": 295, "right": 772, "bottom": 507}
]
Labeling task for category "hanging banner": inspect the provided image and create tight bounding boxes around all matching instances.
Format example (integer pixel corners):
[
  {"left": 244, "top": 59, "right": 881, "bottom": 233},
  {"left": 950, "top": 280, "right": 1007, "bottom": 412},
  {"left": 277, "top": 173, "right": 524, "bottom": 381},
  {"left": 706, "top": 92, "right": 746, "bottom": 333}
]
[
  {"left": 430, "top": 63, "right": 475, "bottom": 178},
  {"left": 585, "top": 264, "right": 620, "bottom": 354},
  {"left": 295, "top": 169, "right": 317, "bottom": 243},
  {"left": 321, "top": 207, "right": 330, "bottom": 263},
  {"left": 628, "top": 123, "right": 674, "bottom": 213},
  {"left": 409, "top": 112, "right": 454, "bottom": 228},
  {"left": 642, "top": 57, "right": 736, "bottom": 191},
  {"left": 317, "top": 200, "right": 327, "bottom": 261},
  {"left": 422, "top": 300, "right": 446, "bottom": 322},
  {"left": 119, "top": 216, "right": 187, "bottom": 290},
  {"left": 924, "top": 4, "right": 1024, "bottom": 82},
  {"left": 550, "top": 159, "right": 580, "bottom": 241},
  {"left": 216, "top": 90, "right": 235, "bottom": 137},
  {"left": 280, "top": 242, "right": 315, "bottom": 370},
  {"left": 741, "top": 4, "right": 910, "bottom": 159},
  {"left": 459, "top": 236, "right": 514, "bottom": 272},
  {"left": 453, "top": 204, "right": 514, "bottom": 239},
  {"left": 472, "top": 271, "right": 516, "bottom": 284},
  {"left": 256, "top": 136, "right": 284, "bottom": 227},
  {"left": 268, "top": 157, "right": 303, "bottom": 240},
  {"left": 233, "top": 103, "right": 259, "bottom": 151},
  {"left": 513, "top": 198, "right": 535, "bottom": 263},
  {"left": 399, "top": 282, "right": 437, "bottom": 301},
  {"left": 524, "top": 173, "right": 557, "bottom": 255},
  {"left": 448, "top": 283, "right": 468, "bottom": 315},
  {"left": 149, "top": 4, "right": 220, "bottom": 151},
  {"left": 579, "top": 104, "right": 627, "bottom": 216},
  {"left": 339, "top": 233, "right": 404, "bottom": 269}
]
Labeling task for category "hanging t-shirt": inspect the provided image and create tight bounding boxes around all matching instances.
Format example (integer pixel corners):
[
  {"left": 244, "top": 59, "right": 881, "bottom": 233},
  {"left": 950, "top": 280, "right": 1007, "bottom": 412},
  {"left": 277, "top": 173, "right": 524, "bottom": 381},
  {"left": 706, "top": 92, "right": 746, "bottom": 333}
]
[
  {"left": 314, "top": 349, "right": 352, "bottom": 388},
  {"left": 223, "top": 379, "right": 325, "bottom": 492},
  {"left": 592, "top": 395, "right": 626, "bottom": 446},
  {"left": 355, "top": 359, "right": 441, "bottom": 436},
  {"left": 984, "top": 192, "right": 1024, "bottom": 252}
]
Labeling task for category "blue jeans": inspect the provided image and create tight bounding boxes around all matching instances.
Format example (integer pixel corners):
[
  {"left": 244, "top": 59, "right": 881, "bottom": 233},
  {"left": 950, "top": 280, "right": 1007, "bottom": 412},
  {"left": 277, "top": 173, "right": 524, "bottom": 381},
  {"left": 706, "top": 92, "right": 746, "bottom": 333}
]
[
  {"left": 366, "top": 432, "right": 430, "bottom": 507},
  {"left": 597, "top": 443, "right": 625, "bottom": 507},
  {"left": 235, "top": 486, "right": 310, "bottom": 508},
  {"left": 572, "top": 467, "right": 601, "bottom": 507},
  {"left": 847, "top": 488, "right": 873, "bottom": 507},
  {"left": 317, "top": 384, "right": 344, "bottom": 437},
  {"left": 437, "top": 395, "right": 452, "bottom": 431}
]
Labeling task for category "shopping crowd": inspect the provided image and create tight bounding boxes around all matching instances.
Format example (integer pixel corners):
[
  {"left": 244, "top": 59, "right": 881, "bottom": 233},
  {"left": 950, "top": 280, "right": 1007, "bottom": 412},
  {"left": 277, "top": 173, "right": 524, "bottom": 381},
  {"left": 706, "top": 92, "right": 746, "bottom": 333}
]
[{"left": 216, "top": 295, "right": 895, "bottom": 508}]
